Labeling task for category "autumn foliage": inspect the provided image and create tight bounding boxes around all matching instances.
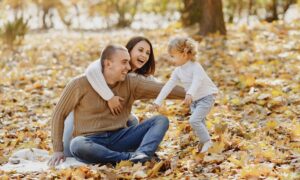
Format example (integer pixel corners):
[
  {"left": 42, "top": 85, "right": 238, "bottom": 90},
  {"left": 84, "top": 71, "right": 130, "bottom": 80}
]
[{"left": 0, "top": 20, "right": 300, "bottom": 178}]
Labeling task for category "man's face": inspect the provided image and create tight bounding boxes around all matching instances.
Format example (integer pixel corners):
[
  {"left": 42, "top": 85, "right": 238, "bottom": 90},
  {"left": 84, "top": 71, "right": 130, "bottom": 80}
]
[{"left": 107, "top": 50, "right": 131, "bottom": 82}]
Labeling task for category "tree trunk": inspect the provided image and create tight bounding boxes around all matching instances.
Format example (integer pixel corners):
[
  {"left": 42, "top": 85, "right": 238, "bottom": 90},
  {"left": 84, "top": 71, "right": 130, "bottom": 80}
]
[
  {"left": 181, "top": 0, "right": 202, "bottom": 26},
  {"left": 199, "top": 0, "right": 226, "bottom": 36},
  {"left": 42, "top": 9, "right": 48, "bottom": 29},
  {"left": 74, "top": 4, "right": 80, "bottom": 28},
  {"left": 266, "top": 0, "right": 278, "bottom": 22},
  {"left": 247, "top": 0, "right": 254, "bottom": 24}
]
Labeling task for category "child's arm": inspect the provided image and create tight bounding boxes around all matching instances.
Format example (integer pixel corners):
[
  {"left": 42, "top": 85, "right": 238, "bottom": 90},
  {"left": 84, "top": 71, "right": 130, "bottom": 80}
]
[
  {"left": 85, "top": 60, "right": 122, "bottom": 115},
  {"left": 153, "top": 70, "right": 179, "bottom": 106},
  {"left": 186, "top": 63, "right": 204, "bottom": 99}
]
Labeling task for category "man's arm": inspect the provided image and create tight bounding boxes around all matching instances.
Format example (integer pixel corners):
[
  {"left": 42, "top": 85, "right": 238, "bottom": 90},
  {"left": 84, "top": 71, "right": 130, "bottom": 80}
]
[
  {"left": 132, "top": 74, "right": 185, "bottom": 100},
  {"left": 51, "top": 77, "right": 83, "bottom": 152}
]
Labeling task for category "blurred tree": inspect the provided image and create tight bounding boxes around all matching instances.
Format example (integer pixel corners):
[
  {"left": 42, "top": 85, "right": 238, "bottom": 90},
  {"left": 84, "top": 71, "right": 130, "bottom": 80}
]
[
  {"left": 88, "top": 0, "right": 139, "bottom": 28},
  {"left": 264, "top": 0, "right": 296, "bottom": 22},
  {"left": 69, "top": 0, "right": 82, "bottom": 28},
  {"left": 2, "top": 0, "right": 29, "bottom": 19},
  {"left": 0, "top": 17, "right": 29, "bottom": 49},
  {"left": 31, "top": 0, "right": 71, "bottom": 29},
  {"left": 141, "top": 0, "right": 181, "bottom": 14},
  {"left": 222, "top": 0, "right": 297, "bottom": 24},
  {"left": 198, "top": 0, "right": 226, "bottom": 36},
  {"left": 181, "top": 0, "right": 226, "bottom": 36},
  {"left": 181, "top": 0, "right": 201, "bottom": 26}
]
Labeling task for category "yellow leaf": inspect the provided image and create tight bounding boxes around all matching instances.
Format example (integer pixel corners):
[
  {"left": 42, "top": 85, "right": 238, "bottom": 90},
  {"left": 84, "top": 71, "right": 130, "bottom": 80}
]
[
  {"left": 33, "top": 82, "right": 43, "bottom": 89},
  {"left": 214, "top": 123, "right": 228, "bottom": 135},
  {"left": 116, "top": 160, "right": 132, "bottom": 169},
  {"left": 231, "top": 98, "right": 241, "bottom": 105},
  {"left": 240, "top": 164, "right": 272, "bottom": 178},
  {"left": 206, "top": 120, "right": 213, "bottom": 130},
  {"left": 228, "top": 156, "right": 243, "bottom": 167},
  {"left": 245, "top": 76, "right": 255, "bottom": 87},
  {"left": 61, "top": 169, "right": 72, "bottom": 179},
  {"left": 147, "top": 161, "right": 164, "bottom": 177},
  {"left": 72, "top": 168, "right": 86, "bottom": 179},
  {"left": 271, "top": 89, "right": 283, "bottom": 97},
  {"left": 291, "top": 123, "right": 300, "bottom": 138},
  {"left": 208, "top": 141, "right": 225, "bottom": 154},
  {"left": 266, "top": 120, "right": 278, "bottom": 129},
  {"left": 262, "top": 148, "right": 276, "bottom": 160}
]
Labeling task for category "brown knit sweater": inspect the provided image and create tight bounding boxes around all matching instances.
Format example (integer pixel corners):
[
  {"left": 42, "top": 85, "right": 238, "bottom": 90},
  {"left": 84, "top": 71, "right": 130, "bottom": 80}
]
[{"left": 51, "top": 75, "right": 185, "bottom": 152}]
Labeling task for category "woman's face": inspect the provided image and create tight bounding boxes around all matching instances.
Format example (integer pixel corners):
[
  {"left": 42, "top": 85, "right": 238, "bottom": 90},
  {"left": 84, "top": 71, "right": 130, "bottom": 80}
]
[{"left": 130, "top": 40, "right": 151, "bottom": 71}]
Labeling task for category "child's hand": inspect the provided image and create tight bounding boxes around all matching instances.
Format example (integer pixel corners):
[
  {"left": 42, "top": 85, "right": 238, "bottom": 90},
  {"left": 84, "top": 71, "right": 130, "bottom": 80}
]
[
  {"left": 184, "top": 94, "right": 193, "bottom": 106},
  {"left": 150, "top": 103, "right": 160, "bottom": 111},
  {"left": 108, "top": 96, "right": 124, "bottom": 115}
]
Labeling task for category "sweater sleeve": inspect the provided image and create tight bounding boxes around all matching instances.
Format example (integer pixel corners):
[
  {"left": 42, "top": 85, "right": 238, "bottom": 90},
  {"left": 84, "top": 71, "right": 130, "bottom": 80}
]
[
  {"left": 85, "top": 59, "right": 114, "bottom": 101},
  {"left": 51, "top": 78, "right": 83, "bottom": 152},
  {"left": 145, "top": 75, "right": 160, "bottom": 82},
  {"left": 153, "top": 71, "right": 179, "bottom": 106},
  {"left": 132, "top": 73, "right": 185, "bottom": 100},
  {"left": 186, "top": 63, "right": 204, "bottom": 98}
]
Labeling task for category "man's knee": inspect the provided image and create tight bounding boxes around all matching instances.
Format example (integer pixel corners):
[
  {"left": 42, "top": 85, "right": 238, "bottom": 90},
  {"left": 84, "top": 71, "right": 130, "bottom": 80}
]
[{"left": 70, "top": 136, "right": 91, "bottom": 157}]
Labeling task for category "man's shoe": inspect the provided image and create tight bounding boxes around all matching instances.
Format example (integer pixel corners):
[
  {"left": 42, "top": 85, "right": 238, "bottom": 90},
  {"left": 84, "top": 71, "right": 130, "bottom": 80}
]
[{"left": 129, "top": 152, "right": 150, "bottom": 163}]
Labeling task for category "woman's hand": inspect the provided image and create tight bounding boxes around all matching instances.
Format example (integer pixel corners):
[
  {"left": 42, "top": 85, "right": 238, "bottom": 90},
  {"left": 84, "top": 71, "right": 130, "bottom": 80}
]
[
  {"left": 108, "top": 96, "right": 124, "bottom": 115},
  {"left": 47, "top": 152, "right": 65, "bottom": 167},
  {"left": 184, "top": 94, "right": 193, "bottom": 106}
]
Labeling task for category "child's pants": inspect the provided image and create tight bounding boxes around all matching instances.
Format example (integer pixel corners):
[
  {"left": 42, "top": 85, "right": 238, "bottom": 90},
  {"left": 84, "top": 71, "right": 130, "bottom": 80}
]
[{"left": 189, "top": 95, "right": 215, "bottom": 143}]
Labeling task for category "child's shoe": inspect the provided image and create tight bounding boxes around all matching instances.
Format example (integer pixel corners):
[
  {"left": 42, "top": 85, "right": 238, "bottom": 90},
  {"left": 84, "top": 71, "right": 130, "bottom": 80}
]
[{"left": 198, "top": 140, "right": 213, "bottom": 153}]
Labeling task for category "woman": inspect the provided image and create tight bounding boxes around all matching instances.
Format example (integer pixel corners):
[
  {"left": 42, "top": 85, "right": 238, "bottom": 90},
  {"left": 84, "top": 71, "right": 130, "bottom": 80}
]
[{"left": 63, "top": 36, "right": 158, "bottom": 157}]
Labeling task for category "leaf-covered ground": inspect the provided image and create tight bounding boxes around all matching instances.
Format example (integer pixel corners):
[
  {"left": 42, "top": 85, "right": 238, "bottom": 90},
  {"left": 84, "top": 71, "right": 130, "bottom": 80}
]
[{"left": 1, "top": 21, "right": 300, "bottom": 179}]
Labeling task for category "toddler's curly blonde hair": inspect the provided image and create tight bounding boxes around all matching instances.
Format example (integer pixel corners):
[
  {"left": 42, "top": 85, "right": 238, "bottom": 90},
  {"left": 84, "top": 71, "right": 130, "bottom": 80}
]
[{"left": 168, "top": 36, "right": 198, "bottom": 61}]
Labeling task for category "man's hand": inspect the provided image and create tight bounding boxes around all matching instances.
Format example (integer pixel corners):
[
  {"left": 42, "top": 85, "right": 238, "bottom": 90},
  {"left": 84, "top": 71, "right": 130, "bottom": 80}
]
[
  {"left": 47, "top": 152, "right": 65, "bottom": 167},
  {"left": 108, "top": 96, "right": 124, "bottom": 115},
  {"left": 184, "top": 94, "right": 193, "bottom": 106}
]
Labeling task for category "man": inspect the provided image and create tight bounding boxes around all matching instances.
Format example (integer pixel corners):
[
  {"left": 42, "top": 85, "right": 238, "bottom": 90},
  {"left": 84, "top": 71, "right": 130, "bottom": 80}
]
[{"left": 48, "top": 44, "right": 185, "bottom": 166}]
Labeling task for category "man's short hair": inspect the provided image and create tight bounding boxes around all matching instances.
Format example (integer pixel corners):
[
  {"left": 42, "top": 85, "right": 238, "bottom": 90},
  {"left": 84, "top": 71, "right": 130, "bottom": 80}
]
[{"left": 100, "top": 44, "right": 128, "bottom": 69}]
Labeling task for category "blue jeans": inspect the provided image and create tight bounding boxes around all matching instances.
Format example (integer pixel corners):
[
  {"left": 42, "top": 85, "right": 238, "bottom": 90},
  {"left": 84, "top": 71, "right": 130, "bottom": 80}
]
[
  {"left": 69, "top": 115, "right": 169, "bottom": 164},
  {"left": 63, "top": 112, "right": 139, "bottom": 157},
  {"left": 190, "top": 95, "right": 215, "bottom": 143}
]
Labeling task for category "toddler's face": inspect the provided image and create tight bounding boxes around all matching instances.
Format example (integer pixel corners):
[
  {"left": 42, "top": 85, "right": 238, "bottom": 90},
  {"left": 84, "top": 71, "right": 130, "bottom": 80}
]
[{"left": 169, "top": 49, "right": 189, "bottom": 66}]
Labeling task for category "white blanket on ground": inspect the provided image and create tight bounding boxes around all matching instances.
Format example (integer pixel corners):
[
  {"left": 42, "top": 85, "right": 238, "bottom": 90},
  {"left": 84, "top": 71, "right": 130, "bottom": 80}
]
[{"left": 0, "top": 148, "right": 85, "bottom": 173}]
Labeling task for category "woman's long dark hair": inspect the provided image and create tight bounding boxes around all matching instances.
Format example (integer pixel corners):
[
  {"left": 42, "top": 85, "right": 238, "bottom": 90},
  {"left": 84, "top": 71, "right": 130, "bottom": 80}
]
[{"left": 126, "top": 36, "right": 155, "bottom": 76}]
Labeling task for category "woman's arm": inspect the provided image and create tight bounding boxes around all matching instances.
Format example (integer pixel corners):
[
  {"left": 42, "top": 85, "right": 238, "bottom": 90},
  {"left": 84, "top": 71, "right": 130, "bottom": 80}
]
[{"left": 85, "top": 60, "right": 114, "bottom": 101}]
